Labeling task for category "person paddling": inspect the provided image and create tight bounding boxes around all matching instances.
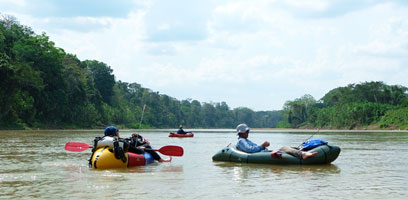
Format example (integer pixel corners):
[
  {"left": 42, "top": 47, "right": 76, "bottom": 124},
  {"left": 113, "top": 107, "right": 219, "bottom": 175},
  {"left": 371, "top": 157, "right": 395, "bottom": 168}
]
[
  {"left": 127, "top": 133, "right": 171, "bottom": 162},
  {"left": 176, "top": 125, "right": 188, "bottom": 134},
  {"left": 104, "top": 126, "right": 171, "bottom": 162},
  {"left": 235, "top": 124, "right": 318, "bottom": 160}
]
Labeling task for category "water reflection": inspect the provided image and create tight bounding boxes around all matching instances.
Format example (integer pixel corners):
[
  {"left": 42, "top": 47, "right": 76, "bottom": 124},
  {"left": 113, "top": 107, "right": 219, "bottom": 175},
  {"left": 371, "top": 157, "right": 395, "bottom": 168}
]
[
  {"left": 158, "top": 165, "right": 184, "bottom": 173},
  {"left": 214, "top": 162, "right": 341, "bottom": 183}
]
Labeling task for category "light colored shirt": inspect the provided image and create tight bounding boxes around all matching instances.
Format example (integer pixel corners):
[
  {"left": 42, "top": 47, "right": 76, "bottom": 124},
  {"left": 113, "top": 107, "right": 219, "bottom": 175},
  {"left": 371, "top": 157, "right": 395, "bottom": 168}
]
[{"left": 236, "top": 137, "right": 265, "bottom": 153}]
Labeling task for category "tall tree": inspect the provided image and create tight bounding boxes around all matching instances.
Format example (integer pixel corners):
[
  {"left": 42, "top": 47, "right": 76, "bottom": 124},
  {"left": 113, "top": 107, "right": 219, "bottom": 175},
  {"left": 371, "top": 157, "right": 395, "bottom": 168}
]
[{"left": 84, "top": 60, "right": 115, "bottom": 105}]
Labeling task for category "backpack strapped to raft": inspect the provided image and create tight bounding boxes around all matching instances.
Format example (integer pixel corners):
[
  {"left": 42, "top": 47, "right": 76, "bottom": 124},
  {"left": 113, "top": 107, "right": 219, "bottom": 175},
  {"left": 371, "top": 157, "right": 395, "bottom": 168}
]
[
  {"left": 111, "top": 139, "right": 127, "bottom": 163},
  {"left": 300, "top": 139, "right": 328, "bottom": 151},
  {"left": 88, "top": 136, "right": 128, "bottom": 167}
]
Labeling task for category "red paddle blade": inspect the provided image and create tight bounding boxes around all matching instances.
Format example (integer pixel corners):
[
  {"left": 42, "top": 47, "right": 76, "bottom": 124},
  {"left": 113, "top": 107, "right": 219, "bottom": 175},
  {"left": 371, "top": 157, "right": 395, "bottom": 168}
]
[
  {"left": 156, "top": 145, "right": 184, "bottom": 156},
  {"left": 65, "top": 142, "right": 92, "bottom": 152}
]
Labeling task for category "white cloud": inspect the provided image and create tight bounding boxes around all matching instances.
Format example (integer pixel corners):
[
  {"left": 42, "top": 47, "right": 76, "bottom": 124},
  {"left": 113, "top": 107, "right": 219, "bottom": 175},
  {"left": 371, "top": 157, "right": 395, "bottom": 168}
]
[
  {"left": 0, "top": 0, "right": 27, "bottom": 7},
  {"left": 284, "top": 0, "right": 329, "bottom": 11},
  {"left": 358, "top": 18, "right": 408, "bottom": 57}
]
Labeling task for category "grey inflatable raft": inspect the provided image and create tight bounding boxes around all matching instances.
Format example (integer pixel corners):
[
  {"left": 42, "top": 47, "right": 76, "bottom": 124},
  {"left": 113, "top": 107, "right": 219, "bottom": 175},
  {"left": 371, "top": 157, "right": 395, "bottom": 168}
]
[{"left": 212, "top": 145, "right": 340, "bottom": 165}]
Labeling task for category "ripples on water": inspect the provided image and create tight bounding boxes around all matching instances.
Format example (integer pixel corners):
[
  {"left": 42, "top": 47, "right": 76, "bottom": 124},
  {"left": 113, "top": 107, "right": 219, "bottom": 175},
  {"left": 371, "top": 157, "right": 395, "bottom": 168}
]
[{"left": 0, "top": 130, "right": 407, "bottom": 199}]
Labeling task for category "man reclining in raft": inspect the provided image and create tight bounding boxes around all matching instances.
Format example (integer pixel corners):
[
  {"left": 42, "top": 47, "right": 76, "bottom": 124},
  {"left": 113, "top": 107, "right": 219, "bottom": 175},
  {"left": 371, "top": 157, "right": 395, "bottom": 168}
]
[{"left": 235, "top": 124, "right": 318, "bottom": 160}]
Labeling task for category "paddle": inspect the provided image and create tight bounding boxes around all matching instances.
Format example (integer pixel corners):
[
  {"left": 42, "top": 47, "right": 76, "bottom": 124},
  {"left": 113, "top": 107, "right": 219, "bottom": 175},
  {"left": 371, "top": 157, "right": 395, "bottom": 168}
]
[
  {"left": 64, "top": 142, "right": 184, "bottom": 156},
  {"left": 65, "top": 142, "right": 92, "bottom": 152}
]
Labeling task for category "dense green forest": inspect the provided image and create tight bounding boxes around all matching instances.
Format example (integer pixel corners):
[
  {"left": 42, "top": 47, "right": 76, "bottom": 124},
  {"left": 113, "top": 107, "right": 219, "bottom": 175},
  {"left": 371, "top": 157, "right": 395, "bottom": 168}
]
[
  {"left": 0, "top": 16, "right": 282, "bottom": 129},
  {"left": 278, "top": 81, "right": 408, "bottom": 130}
]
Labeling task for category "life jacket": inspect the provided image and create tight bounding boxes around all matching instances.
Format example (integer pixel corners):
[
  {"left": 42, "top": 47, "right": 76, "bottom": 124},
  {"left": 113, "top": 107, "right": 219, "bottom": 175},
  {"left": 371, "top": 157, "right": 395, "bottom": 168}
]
[
  {"left": 93, "top": 136, "right": 125, "bottom": 149},
  {"left": 130, "top": 134, "right": 149, "bottom": 147},
  {"left": 177, "top": 129, "right": 187, "bottom": 134}
]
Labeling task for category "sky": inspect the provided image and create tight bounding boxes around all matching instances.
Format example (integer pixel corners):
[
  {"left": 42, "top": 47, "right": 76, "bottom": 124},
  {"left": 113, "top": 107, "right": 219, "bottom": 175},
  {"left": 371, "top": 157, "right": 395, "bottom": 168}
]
[{"left": 1, "top": 0, "right": 408, "bottom": 111}]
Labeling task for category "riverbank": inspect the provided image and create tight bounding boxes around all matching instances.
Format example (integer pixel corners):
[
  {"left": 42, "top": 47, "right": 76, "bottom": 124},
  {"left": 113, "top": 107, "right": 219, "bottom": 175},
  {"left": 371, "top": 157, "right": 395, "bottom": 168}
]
[
  {"left": 251, "top": 128, "right": 408, "bottom": 133},
  {"left": 1, "top": 127, "right": 408, "bottom": 133}
]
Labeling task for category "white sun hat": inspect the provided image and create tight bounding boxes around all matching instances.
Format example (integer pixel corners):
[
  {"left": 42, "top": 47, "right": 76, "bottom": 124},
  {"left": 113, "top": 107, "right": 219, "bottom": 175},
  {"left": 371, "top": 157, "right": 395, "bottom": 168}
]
[{"left": 236, "top": 123, "right": 250, "bottom": 134}]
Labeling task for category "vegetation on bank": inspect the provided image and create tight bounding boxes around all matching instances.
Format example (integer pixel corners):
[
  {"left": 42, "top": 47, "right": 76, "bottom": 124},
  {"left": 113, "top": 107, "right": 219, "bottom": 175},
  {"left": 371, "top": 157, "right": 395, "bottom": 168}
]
[
  {"left": 2, "top": 15, "right": 407, "bottom": 130},
  {"left": 0, "top": 15, "right": 282, "bottom": 129},
  {"left": 278, "top": 81, "right": 408, "bottom": 130}
]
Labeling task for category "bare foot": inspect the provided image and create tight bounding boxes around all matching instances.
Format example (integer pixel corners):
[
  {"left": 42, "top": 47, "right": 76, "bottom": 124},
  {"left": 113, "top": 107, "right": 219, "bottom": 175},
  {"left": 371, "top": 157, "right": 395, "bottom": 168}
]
[
  {"left": 159, "top": 157, "right": 172, "bottom": 162},
  {"left": 270, "top": 150, "right": 282, "bottom": 159},
  {"left": 302, "top": 152, "right": 318, "bottom": 160}
]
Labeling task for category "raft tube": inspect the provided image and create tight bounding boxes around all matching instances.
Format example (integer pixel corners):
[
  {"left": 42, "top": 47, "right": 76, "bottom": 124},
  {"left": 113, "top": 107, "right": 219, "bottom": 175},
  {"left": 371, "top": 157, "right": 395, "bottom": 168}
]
[
  {"left": 169, "top": 132, "right": 194, "bottom": 137},
  {"left": 212, "top": 145, "right": 340, "bottom": 165},
  {"left": 90, "top": 146, "right": 155, "bottom": 169}
]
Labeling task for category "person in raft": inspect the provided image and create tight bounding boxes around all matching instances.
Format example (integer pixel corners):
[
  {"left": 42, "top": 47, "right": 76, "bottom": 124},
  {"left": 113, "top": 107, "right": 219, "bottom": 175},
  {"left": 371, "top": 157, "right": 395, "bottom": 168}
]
[
  {"left": 104, "top": 126, "right": 171, "bottom": 162},
  {"left": 128, "top": 133, "right": 171, "bottom": 162},
  {"left": 235, "top": 123, "right": 318, "bottom": 160},
  {"left": 176, "top": 125, "right": 188, "bottom": 134}
]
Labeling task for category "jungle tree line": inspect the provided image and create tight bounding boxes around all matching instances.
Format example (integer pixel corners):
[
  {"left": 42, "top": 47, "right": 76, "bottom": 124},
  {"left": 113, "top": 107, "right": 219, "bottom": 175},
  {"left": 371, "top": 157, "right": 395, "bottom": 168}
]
[
  {"left": 279, "top": 81, "right": 408, "bottom": 129},
  {"left": 0, "top": 15, "right": 282, "bottom": 129}
]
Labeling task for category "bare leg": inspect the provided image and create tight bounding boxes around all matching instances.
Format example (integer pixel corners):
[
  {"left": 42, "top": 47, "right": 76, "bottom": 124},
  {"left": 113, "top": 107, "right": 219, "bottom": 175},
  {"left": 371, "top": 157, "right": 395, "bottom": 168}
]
[
  {"left": 279, "top": 146, "right": 303, "bottom": 159},
  {"left": 302, "top": 152, "right": 318, "bottom": 160},
  {"left": 279, "top": 146, "right": 318, "bottom": 160},
  {"left": 159, "top": 156, "right": 172, "bottom": 162}
]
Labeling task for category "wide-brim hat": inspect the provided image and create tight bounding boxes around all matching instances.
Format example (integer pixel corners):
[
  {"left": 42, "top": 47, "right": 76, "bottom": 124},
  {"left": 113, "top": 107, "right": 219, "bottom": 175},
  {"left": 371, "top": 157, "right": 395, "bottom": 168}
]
[{"left": 236, "top": 123, "right": 250, "bottom": 134}]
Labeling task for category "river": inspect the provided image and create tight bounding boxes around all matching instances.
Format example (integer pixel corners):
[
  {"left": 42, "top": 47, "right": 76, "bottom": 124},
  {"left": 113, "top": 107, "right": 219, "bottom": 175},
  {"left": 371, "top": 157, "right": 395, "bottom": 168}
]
[{"left": 0, "top": 129, "right": 407, "bottom": 199}]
